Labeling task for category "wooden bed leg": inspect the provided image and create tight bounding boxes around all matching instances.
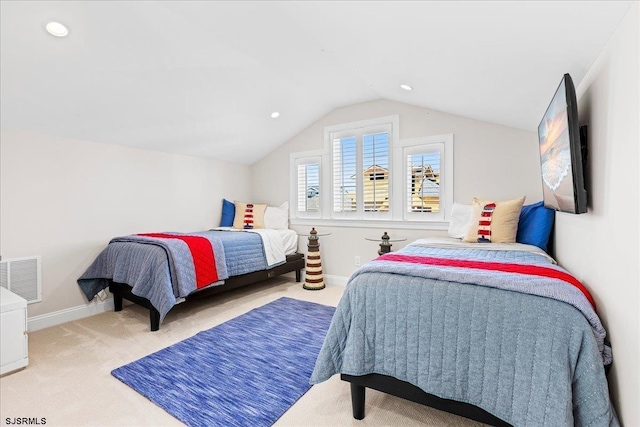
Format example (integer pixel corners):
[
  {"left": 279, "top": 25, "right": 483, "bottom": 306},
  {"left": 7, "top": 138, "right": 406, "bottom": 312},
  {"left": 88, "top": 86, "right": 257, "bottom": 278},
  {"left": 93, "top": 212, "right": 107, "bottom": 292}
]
[
  {"left": 351, "top": 383, "right": 366, "bottom": 420},
  {"left": 295, "top": 268, "right": 301, "bottom": 282},
  {"left": 113, "top": 294, "right": 123, "bottom": 312},
  {"left": 150, "top": 308, "right": 160, "bottom": 332}
]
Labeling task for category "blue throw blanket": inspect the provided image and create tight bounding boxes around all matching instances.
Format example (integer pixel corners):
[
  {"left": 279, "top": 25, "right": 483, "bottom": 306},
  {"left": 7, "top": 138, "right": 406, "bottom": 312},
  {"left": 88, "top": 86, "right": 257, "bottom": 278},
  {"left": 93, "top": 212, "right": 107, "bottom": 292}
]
[
  {"left": 311, "top": 244, "right": 618, "bottom": 426},
  {"left": 113, "top": 233, "right": 228, "bottom": 297},
  {"left": 78, "top": 231, "right": 273, "bottom": 320}
]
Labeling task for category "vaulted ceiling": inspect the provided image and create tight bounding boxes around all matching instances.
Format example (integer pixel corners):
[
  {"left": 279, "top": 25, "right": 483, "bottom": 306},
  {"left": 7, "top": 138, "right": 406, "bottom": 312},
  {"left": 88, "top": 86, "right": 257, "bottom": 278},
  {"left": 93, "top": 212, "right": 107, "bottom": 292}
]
[{"left": 0, "top": 1, "right": 632, "bottom": 165}]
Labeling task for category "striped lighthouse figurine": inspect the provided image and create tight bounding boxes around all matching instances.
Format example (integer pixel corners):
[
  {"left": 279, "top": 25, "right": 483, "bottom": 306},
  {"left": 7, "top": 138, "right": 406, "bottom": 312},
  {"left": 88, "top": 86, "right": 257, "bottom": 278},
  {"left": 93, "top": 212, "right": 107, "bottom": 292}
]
[
  {"left": 303, "top": 228, "right": 325, "bottom": 290},
  {"left": 243, "top": 203, "right": 254, "bottom": 229}
]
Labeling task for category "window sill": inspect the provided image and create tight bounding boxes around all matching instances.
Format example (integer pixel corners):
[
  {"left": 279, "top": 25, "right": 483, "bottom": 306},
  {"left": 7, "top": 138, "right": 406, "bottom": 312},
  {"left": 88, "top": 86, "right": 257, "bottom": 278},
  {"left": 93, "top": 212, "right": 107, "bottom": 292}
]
[{"left": 290, "top": 217, "right": 449, "bottom": 231}]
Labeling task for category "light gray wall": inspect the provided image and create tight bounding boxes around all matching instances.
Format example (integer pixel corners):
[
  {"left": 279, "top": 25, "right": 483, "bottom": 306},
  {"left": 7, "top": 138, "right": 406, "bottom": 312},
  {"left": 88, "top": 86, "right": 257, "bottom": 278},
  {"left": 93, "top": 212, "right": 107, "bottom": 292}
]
[
  {"left": 0, "top": 128, "right": 252, "bottom": 318},
  {"left": 553, "top": 4, "right": 639, "bottom": 425},
  {"left": 252, "top": 99, "right": 542, "bottom": 278}
]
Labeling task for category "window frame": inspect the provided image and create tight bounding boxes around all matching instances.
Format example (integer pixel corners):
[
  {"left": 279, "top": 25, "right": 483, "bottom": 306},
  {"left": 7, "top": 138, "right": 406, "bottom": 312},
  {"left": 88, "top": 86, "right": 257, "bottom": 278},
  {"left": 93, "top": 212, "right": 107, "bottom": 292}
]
[
  {"left": 326, "top": 116, "right": 397, "bottom": 220},
  {"left": 394, "top": 135, "right": 453, "bottom": 222},
  {"left": 289, "top": 119, "right": 454, "bottom": 230},
  {"left": 325, "top": 118, "right": 396, "bottom": 221}
]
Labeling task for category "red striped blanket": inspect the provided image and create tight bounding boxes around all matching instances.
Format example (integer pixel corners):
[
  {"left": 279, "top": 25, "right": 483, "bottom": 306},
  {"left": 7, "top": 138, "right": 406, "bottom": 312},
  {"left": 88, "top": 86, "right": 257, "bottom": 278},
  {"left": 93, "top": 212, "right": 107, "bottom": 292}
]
[{"left": 377, "top": 253, "right": 596, "bottom": 309}]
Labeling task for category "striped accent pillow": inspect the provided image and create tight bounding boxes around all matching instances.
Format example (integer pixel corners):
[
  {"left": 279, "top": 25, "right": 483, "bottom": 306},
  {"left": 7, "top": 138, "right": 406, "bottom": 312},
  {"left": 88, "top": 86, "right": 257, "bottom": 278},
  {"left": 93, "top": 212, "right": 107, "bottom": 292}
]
[
  {"left": 463, "top": 197, "right": 525, "bottom": 243},
  {"left": 233, "top": 202, "right": 267, "bottom": 229}
]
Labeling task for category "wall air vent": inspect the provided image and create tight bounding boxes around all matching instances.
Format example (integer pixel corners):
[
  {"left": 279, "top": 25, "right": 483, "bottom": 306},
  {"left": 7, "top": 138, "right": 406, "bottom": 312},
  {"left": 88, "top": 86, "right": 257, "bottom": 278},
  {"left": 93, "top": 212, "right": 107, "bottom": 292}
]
[{"left": 0, "top": 256, "right": 41, "bottom": 304}]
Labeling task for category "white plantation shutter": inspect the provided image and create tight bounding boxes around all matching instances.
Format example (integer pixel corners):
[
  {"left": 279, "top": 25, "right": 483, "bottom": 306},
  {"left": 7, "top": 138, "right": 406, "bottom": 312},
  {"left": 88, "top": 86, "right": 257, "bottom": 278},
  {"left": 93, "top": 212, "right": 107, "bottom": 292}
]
[
  {"left": 294, "top": 157, "right": 321, "bottom": 217},
  {"left": 332, "top": 135, "right": 357, "bottom": 213},
  {"left": 362, "top": 132, "right": 390, "bottom": 212},
  {"left": 404, "top": 143, "right": 444, "bottom": 219},
  {"left": 330, "top": 121, "right": 393, "bottom": 219}
]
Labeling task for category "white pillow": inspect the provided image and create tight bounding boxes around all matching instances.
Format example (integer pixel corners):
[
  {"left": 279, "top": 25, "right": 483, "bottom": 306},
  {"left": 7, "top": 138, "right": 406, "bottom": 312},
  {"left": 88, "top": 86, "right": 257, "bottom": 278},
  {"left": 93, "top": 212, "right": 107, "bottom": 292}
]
[
  {"left": 264, "top": 202, "right": 289, "bottom": 229},
  {"left": 448, "top": 202, "right": 473, "bottom": 238}
]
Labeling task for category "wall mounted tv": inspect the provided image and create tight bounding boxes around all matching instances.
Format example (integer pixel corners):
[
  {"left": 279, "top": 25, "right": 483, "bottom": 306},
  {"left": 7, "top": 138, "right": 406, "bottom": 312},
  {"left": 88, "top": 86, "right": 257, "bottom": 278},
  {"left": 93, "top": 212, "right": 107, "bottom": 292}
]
[{"left": 538, "top": 73, "right": 588, "bottom": 214}]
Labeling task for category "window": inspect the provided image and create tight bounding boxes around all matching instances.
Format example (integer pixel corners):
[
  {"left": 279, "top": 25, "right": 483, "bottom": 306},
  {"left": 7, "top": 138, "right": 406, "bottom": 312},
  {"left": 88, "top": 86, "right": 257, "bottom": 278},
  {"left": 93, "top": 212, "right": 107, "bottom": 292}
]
[
  {"left": 328, "top": 117, "right": 394, "bottom": 219},
  {"left": 362, "top": 132, "right": 390, "bottom": 213},
  {"left": 332, "top": 135, "right": 357, "bottom": 213},
  {"left": 290, "top": 116, "right": 453, "bottom": 229},
  {"left": 398, "top": 135, "right": 452, "bottom": 222},
  {"left": 290, "top": 152, "right": 322, "bottom": 219},
  {"left": 406, "top": 150, "right": 441, "bottom": 213},
  {"left": 298, "top": 162, "right": 320, "bottom": 213},
  {"left": 409, "top": 156, "right": 437, "bottom": 202}
]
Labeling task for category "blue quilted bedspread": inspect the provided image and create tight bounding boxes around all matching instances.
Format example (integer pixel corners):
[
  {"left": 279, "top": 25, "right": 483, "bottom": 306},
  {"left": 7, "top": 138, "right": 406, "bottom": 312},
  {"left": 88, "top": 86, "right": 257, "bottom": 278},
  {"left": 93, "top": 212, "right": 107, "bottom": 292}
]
[
  {"left": 206, "top": 230, "right": 267, "bottom": 276},
  {"left": 77, "top": 230, "right": 269, "bottom": 321},
  {"left": 311, "top": 244, "right": 618, "bottom": 426}
]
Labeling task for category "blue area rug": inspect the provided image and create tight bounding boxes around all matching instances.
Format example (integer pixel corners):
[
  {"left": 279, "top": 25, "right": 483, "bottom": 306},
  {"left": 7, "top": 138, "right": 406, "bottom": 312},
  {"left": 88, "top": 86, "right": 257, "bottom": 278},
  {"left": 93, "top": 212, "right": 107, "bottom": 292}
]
[{"left": 112, "top": 297, "right": 336, "bottom": 427}]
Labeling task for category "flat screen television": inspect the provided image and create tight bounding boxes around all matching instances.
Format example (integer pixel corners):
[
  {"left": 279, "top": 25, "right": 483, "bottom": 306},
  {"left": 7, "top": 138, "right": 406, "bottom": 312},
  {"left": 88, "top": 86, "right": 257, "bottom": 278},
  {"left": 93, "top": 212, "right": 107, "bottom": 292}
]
[{"left": 538, "top": 73, "right": 587, "bottom": 214}]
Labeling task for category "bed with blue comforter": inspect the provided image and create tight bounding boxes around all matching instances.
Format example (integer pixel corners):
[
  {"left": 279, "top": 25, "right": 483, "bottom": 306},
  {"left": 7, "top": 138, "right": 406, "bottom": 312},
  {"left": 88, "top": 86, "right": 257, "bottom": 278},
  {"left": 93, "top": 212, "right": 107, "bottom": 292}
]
[
  {"left": 77, "top": 229, "right": 302, "bottom": 331},
  {"left": 311, "top": 238, "right": 618, "bottom": 426}
]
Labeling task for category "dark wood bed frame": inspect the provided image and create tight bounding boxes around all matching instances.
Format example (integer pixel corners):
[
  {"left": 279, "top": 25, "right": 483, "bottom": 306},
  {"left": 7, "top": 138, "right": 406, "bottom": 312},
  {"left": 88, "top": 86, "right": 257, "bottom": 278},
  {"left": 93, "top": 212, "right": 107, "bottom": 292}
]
[
  {"left": 108, "top": 253, "right": 305, "bottom": 331},
  {"left": 341, "top": 373, "right": 512, "bottom": 426}
]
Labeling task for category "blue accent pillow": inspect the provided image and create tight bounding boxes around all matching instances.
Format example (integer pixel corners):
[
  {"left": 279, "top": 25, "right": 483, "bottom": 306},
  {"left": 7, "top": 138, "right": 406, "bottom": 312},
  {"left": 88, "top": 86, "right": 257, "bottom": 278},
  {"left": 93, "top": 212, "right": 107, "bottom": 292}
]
[
  {"left": 220, "top": 199, "right": 235, "bottom": 227},
  {"left": 516, "top": 201, "right": 555, "bottom": 252}
]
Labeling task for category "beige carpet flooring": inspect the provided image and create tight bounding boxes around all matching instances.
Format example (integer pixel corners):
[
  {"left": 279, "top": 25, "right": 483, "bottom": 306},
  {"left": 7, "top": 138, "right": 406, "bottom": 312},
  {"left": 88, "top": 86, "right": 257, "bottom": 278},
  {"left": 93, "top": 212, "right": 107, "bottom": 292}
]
[{"left": 0, "top": 276, "right": 485, "bottom": 427}]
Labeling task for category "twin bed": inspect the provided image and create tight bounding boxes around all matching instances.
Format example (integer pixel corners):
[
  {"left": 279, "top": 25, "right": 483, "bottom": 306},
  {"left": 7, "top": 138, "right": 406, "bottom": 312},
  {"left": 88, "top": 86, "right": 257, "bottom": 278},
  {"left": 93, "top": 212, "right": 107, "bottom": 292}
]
[
  {"left": 78, "top": 225, "right": 617, "bottom": 426},
  {"left": 78, "top": 228, "right": 303, "bottom": 331},
  {"left": 311, "top": 237, "right": 618, "bottom": 426}
]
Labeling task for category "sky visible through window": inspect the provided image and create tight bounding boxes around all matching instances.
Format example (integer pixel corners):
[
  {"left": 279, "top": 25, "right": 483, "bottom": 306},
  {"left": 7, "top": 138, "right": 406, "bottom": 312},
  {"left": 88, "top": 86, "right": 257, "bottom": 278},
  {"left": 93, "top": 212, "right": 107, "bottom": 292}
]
[
  {"left": 304, "top": 163, "right": 320, "bottom": 211},
  {"left": 335, "top": 134, "right": 388, "bottom": 193},
  {"left": 333, "top": 133, "right": 439, "bottom": 191}
]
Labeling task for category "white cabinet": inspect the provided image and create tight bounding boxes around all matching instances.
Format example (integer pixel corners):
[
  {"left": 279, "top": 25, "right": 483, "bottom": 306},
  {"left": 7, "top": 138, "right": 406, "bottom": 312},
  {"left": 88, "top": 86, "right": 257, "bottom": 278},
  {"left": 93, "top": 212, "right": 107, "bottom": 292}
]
[{"left": 1, "top": 287, "right": 29, "bottom": 375}]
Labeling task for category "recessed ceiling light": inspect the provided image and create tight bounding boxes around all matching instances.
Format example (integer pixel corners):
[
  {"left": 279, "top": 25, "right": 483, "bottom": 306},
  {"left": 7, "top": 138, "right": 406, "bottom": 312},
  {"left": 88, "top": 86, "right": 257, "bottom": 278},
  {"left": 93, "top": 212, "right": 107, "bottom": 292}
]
[
  {"left": 45, "top": 22, "right": 69, "bottom": 37},
  {"left": 400, "top": 84, "right": 413, "bottom": 91},
  {"left": 270, "top": 112, "right": 280, "bottom": 118}
]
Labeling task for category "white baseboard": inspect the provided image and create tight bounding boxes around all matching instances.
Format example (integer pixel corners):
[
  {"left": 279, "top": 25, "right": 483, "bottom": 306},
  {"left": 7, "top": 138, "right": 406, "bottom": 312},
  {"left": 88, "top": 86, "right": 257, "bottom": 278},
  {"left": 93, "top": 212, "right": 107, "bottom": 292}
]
[
  {"left": 28, "top": 299, "right": 114, "bottom": 332},
  {"left": 324, "top": 274, "right": 349, "bottom": 286},
  {"left": 27, "top": 275, "right": 349, "bottom": 331}
]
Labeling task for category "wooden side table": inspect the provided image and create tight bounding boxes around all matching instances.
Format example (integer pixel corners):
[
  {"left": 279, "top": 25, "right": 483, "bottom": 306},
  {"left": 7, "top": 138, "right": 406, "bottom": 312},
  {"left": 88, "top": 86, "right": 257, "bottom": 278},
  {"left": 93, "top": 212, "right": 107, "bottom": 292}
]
[{"left": 299, "top": 228, "right": 330, "bottom": 290}]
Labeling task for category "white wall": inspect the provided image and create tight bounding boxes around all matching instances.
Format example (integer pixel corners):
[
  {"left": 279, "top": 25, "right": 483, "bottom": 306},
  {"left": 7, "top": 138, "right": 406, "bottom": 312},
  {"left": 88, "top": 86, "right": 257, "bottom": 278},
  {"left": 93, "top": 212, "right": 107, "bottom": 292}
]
[
  {"left": 252, "top": 99, "right": 542, "bottom": 278},
  {"left": 553, "top": 4, "right": 639, "bottom": 425},
  {"left": 0, "top": 128, "right": 252, "bottom": 319}
]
